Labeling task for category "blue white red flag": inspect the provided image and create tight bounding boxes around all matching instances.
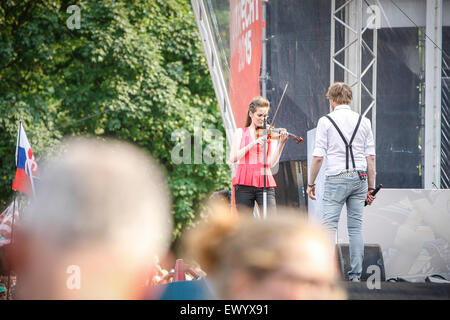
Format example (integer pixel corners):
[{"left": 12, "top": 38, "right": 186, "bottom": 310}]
[
  {"left": 12, "top": 122, "right": 39, "bottom": 196},
  {"left": 0, "top": 200, "right": 19, "bottom": 247}
]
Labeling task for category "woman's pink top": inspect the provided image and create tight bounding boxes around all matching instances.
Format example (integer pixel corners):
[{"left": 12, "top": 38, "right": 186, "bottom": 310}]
[{"left": 232, "top": 127, "right": 277, "bottom": 188}]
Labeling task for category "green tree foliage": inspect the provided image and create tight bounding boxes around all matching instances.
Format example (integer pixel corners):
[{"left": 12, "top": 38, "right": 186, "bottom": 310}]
[{"left": 0, "top": 0, "right": 230, "bottom": 239}]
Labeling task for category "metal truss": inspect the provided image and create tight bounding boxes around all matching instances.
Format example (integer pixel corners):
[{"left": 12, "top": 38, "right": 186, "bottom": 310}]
[
  {"left": 424, "top": 0, "right": 443, "bottom": 188},
  {"left": 330, "top": 0, "right": 378, "bottom": 132},
  {"left": 191, "top": 0, "right": 236, "bottom": 146}
]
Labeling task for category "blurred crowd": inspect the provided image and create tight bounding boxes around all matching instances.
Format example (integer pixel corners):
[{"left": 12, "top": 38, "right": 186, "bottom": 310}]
[
  {"left": 0, "top": 137, "right": 344, "bottom": 300},
  {"left": 149, "top": 256, "right": 206, "bottom": 285}
]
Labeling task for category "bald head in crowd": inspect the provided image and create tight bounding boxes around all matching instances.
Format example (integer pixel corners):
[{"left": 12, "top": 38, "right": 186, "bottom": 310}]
[{"left": 15, "top": 138, "right": 172, "bottom": 299}]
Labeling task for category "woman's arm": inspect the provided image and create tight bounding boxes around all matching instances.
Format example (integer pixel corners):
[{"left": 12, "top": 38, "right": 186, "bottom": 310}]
[
  {"left": 229, "top": 128, "right": 263, "bottom": 163},
  {"left": 269, "top": 131, "right": 288, "bottom": 168}
]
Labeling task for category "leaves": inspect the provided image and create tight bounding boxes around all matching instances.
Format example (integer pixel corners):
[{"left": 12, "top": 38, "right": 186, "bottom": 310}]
[{"left": 0, "top": 0, "right": 229, "bottom": 240}]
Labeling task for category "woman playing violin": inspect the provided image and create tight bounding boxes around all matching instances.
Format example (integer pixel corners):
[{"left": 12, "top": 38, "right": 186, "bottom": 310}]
[{"left": 230, "top": 96, "right": 289, "bottom": 215}]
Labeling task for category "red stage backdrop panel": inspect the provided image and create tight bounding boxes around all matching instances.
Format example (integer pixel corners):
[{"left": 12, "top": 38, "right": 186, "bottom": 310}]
[{"left": 229, "top": 0, "right": 263, "bottom": 128}]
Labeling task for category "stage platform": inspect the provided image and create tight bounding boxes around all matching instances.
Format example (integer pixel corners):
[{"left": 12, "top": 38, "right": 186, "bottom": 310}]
[
  {"left": 155, "top": 279, "right": 450, "bottom": 300},
  {"left": 345, "top": 281, "right": 450, "bottom": 300}
]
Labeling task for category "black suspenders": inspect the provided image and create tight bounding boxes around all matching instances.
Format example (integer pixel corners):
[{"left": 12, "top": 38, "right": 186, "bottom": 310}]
[{"left": 325, "top": 115, "right": 362, "bottom": 170}]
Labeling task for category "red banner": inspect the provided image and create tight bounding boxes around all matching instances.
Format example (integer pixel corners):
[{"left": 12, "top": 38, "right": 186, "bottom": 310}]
[{"left": 229, "top": 0, "right": 263, "bottom": 128}]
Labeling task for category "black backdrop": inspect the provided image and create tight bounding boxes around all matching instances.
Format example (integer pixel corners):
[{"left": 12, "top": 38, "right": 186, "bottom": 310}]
[{"left": 266, "top": 0, "right": 424, "bottom": 191}]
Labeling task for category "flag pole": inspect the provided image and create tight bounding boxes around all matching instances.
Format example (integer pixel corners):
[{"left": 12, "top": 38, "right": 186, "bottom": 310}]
[
  {"left": 6, "top": 194, "right": 17, "bottom": 300},
  {"left": 7, "top": 121, "right": 22, "bottom": 299}
]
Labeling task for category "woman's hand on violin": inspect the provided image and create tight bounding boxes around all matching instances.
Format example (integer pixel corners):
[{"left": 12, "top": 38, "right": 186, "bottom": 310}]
[{"left": 279, "top": 128, "right": 289, "bottom": 144}]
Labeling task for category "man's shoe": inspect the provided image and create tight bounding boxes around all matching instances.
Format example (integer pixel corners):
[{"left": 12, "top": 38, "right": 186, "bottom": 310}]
[{"left": 350, "top": 277, "right": 361, "bottom": 282}]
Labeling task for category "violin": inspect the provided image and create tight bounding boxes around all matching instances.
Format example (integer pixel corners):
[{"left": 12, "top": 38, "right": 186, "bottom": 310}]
[
  {"left": 256, "top": 125, "right": 304, "bottom": 144},
  {"left": 254, "top": 82, "right": 304, "bottom": 144}
]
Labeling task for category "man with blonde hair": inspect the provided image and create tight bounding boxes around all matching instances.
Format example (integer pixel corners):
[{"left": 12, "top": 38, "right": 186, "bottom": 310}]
[{"left": 307, "top": 82, "right": 376, "bottom": 282}]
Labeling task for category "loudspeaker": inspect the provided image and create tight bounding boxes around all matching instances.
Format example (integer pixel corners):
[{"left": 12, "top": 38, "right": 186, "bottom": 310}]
[{"left": 336, "top": 243, "right": 385, "bottom": 281}]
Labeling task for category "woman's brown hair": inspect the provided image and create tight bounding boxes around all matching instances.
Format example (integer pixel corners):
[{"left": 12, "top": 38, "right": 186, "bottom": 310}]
[{"left": 245, "top": 96, "right": 270, "bottom": 127}]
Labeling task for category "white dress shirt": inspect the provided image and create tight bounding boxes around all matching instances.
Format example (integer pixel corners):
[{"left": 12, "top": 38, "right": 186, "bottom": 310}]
[{"left": 312, "top": 105, "right": 375, "bottom": 176}]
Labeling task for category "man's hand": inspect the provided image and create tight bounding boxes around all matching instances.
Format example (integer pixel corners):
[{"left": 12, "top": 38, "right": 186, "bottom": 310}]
[
  {"left": 307, "top": 156, "right": 323, "bottom": 201},
  {"left": 307, "top": 185, "right": 316, "bottom": 200},
  {"left": 366, "top": 191, "right": 376, "bottom": 205}
]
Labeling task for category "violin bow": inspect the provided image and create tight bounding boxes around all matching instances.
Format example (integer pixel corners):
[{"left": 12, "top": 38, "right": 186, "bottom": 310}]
[
  {"left": 270, "top": 81, "right": 289, "bottom": 127},
  {"left": 267, "top": 81, "right": 303, "bottom": 144}
]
